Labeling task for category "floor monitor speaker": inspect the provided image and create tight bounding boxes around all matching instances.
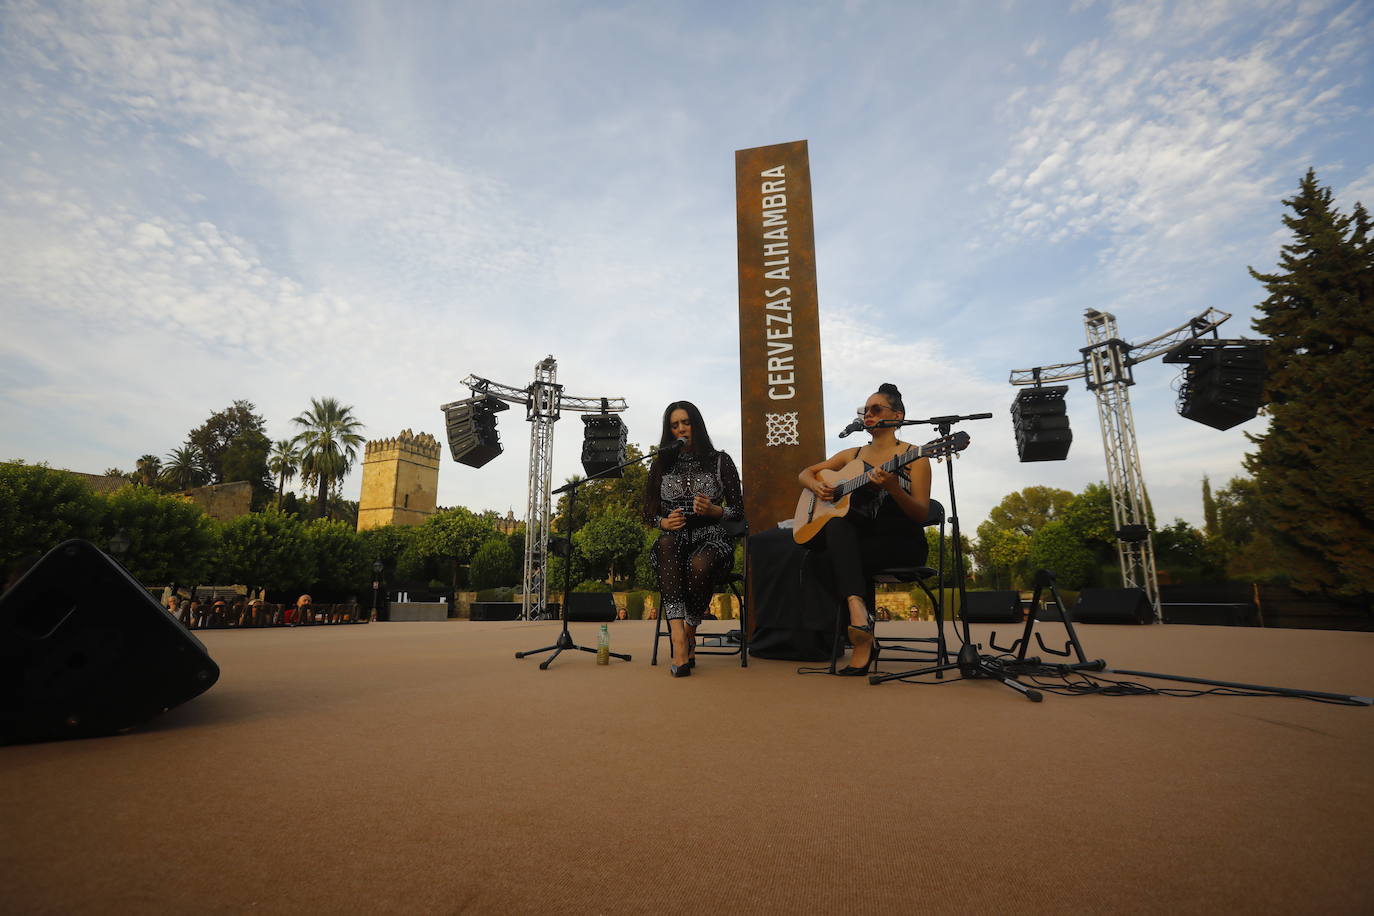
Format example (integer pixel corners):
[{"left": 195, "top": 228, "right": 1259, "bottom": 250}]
[
  {"left": 0, "top": 540, "right": 220, "bottom": 744},
  {"left": 566, "top": 593, "right": 617, "bottom": 622},
  {"left": 961, "top": 590, "right": 1023, "bottom": 623},
  {"left": 1072, "top": 587, "right": 1153, "bottom": 624},
  {"left": 470, "top": 601, "right": 522, "bottom": 621}
]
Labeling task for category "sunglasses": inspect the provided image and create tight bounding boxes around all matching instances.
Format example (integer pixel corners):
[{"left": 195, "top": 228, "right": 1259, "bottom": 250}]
[{"left": 856, "top": 404, "right": 893, "bottom": 417}]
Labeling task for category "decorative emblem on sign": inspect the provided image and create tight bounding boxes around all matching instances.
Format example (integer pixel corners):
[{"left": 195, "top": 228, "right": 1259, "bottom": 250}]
[{"left": 764, "top": 411, "right": 800, "bottom": 447}]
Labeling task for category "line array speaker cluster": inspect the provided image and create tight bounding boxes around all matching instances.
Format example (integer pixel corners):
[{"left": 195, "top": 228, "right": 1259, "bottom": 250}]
[
  {"left": 1163, "top": 339, "right": 1266, "bottom": 431},
  {"left": 442, "top": 395, "right": 509, "bottom": 468},
  {"left": 1012, "top": 385, "right": 1072, "bottom": 462},
  {"left": 581, "top": 413, "right": 627, "bottom": 479}
]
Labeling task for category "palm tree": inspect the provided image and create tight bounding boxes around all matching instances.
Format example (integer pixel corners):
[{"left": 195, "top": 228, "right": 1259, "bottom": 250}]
[
  {"left": 267, "top": 439, "right": 301, "bottom": 508},
  {"left": 135, "top": 454, "right": 162, "bottom": 487},
  {"left": 162, "top": 445, "right": 208, "bottom": 491},
  {"left": 292, "top": 397, "right": 365, "bottom": 519}
]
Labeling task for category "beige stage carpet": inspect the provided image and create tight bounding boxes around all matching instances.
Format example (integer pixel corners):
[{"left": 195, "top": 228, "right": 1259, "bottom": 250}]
[{"left": 4, "top": 620, "right": 1373, "bottom": 915}]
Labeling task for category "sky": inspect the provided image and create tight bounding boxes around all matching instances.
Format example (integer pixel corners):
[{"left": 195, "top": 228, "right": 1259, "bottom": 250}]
[{"left": 2, "top": 0, "right": 1371, "bottom": 536}]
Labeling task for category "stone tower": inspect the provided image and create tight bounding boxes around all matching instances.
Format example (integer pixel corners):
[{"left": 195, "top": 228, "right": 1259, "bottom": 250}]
[{"left": 356, "top": 430, "right": 441, "bottom": 531}]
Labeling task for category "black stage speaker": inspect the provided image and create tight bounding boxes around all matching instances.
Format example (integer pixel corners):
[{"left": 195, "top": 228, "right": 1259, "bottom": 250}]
[
  {"left": 961, "top": 590, "right": 1023, "bottom": 623},
  {"left": 1012, "top": 386, "right": 1072, "bottom": 462},
  {"left": 581, "top": 413, "right": 627, "bottom": 479},
  {"left": 469, "top": 601, "right": 522, "bottom": 621},
  {"left": 1072, "top": 587, "right": 1153, "bottom": 624},
  {"left": 0, "top": 540, "right": 220, "bottom": 744},
  {"left": 566, "top": 593, "right": 616, "bottom": 622},
  {"left": 442, "top": 395, "right": 509, "bottom": 468},
  {"left": 1164, "top": 339, "right": 1266, "bottom": 431}
]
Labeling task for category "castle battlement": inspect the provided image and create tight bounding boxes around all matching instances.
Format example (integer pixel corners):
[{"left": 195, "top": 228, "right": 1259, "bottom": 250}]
[{"left": 364, "top": 429, "right": 441, "bottom": 461}]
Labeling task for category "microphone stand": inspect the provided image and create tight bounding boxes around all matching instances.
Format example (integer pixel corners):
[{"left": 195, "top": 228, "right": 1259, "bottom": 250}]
[
  {"left": 515, "top": 443, "right": 677, "bottom": 670},
  {"left": 866, "top": 412, "right": 1051, "bottom": 700}
]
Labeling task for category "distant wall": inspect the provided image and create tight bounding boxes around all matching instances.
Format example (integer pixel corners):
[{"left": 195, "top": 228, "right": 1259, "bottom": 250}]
[{"left": 180, "top": 480, "right": 253, "bottom": 521}]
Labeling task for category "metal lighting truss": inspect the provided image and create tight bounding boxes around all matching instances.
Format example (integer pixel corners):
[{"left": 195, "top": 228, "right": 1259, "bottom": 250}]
[
  {"left": 1009, "top": 307, "right": 1231, "bottom": 620},
  {"left": 460, "top": 357, "right": 627, "bottom": 620}
]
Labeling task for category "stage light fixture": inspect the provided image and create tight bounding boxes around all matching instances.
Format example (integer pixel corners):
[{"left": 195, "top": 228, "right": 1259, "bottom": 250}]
[
  {"left": 1011, "top": 385, "right": 1072, "bottom": 462},
  {"left": 441, "top": 395, "right": 509, "bottom": 468},
  {"left": 1163, "top": 339, "right": 1266, "bottom": 431},
  {"left": 580, "top": 409, "right": 627, "bottom": 479}
]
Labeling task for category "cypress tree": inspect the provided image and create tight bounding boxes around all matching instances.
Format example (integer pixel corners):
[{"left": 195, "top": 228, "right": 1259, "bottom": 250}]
[
  {"left": 1244, "top": 169, "right": 1374, "bottom": 602},
  {"left": 1200, "top": 475, "right": 1218, "bottom": 539}
]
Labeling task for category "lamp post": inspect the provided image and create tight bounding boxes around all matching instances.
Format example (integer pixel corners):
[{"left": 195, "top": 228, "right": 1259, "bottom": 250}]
[
  {"left": 107, "top": 530, "right": 130, "bottom": 563},
  {"left": 371, "top": 560, "right": 383, "bottom": 622}
]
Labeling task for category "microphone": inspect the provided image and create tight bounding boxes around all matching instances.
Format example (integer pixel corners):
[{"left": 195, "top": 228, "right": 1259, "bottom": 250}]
[
  {"left": 837, "top": 417, "right": 865, "bottom": 438},
  {"left": 665, "top": 437, "right": 689, "bottom": 451}
]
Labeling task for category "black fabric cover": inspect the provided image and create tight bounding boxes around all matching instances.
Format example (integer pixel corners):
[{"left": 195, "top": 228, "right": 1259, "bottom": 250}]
[{"left": 746, "top": 527, "right": 838, "bottom": 661}]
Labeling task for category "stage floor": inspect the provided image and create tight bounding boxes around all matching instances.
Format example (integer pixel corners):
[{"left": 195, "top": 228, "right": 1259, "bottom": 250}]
[{"left": 4, "top": 620, "right": 1373, "bottom": 914}]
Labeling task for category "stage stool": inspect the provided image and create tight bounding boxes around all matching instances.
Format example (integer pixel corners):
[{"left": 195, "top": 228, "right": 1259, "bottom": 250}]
[
  {"left": 828, "top": 499, "right": 949, "bottom": 675},
  {"left": 651, "top": 518, "right": 750, "bottom": 668}
]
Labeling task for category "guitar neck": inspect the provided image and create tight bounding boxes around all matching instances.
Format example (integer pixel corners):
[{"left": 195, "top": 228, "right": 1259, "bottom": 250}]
[{"left": 836, "top": 446, "right": 925, "bottom": 498}]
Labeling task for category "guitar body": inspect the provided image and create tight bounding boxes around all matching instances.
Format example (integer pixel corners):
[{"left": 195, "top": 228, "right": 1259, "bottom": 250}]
[
  {"left": 791, "top": 462, "right": 863, "bottom": 544},
  {"left": 788, "top": 432, "right": 970, "bottom": 545}
]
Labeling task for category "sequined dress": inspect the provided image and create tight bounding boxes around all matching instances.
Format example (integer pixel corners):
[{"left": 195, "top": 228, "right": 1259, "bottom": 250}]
[{"left": 646, "top": 449, "right": 743, "bottom": 627}]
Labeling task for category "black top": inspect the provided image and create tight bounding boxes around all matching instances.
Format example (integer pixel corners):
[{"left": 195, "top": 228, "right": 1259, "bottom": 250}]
[{"left": 847, "top": 444, "right": 920, "bottom": 538}]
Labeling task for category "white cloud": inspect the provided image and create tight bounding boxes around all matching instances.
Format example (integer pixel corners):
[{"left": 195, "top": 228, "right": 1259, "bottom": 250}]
[
  {"left": 0, "top": 0, "right": 1365, "bottom": 542},
  {"left": 986, "top": 0, "right": 1367, "bottom": 300}
]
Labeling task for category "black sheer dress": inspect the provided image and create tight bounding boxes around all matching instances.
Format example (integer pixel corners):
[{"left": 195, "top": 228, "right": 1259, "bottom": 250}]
[
  {"left": 644, "top": 449, "right": 743, "bottom": 628},
  {"left": 806, "top": 444, "right": 928, "bottom": 602}
]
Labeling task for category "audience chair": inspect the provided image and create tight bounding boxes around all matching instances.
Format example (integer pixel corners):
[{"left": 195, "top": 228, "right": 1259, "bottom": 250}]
[
  {"left": 829, "top": 499, "right": 950, "bottom": 674},
  {"left": 651, "top": 517, "right": 750, "bottom": 668}
]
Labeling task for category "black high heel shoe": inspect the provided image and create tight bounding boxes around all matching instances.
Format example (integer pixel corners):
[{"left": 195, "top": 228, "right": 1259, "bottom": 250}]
[
  {"left": 837, "top": 624, "right": 877, "bottom": 676},
  {"left": 670, "top": 662, "right": 693, "bottom": 678}
]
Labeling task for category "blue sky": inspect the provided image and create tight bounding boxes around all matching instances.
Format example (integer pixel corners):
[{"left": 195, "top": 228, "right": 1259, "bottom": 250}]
[{"left": 2, "top": 0, "right": 1371, "bottom": 534}]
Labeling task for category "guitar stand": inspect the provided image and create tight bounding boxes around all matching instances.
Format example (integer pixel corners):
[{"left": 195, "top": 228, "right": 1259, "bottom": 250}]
[{"left": 875, "top": 568, "right": 1373, "bottom": 706}]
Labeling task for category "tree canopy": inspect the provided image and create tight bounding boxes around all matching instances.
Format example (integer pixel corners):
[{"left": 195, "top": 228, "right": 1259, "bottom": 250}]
[
  {"left": 187, "top": 400, "right": 267, "bottom": 485},
  {"left": 0, "top": 462, "right": 104, "bottom": 571},
  {"left": 1244, "top": 169, "right": 1374, "bottom": 600},
  {"left": 215, "top": 509, "right": 312, "bottom": 596},
  {"left": 986, "top": 486, "right": 1076, "bottom": 536},
  {"left": 414, "top": 506, "right": 496, "bottom": 590},
  {"left": 101, "top": 484, "right": 216, "bottom": 586}
]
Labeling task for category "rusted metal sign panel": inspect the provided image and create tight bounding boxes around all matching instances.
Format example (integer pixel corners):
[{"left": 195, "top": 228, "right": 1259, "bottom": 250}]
[{"left": 735, "top": 140, "right": 826, "bottom": 534}]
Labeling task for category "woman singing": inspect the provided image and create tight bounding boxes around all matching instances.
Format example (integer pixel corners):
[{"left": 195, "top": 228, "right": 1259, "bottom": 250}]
[
  {"left": 798, "top": 383, "right": 931, "bottom": 675},
  {"left": 643, "top": 401, "right": 743, "bottom": 678}
]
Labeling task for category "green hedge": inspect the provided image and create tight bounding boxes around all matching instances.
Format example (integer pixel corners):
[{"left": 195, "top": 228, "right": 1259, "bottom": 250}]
[{"left": 573, "top": 579, "right": 612, "bottom": 593}]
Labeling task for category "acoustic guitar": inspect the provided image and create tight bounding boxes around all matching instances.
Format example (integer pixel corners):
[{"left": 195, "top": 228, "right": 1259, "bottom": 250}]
[{"left": 791, "top": 432, "right": 970, "bottom": 544}]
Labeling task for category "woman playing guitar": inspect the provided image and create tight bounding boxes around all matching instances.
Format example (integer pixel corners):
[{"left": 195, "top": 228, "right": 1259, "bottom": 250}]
[{"left": 797, "top": 383, "right": 931, "bottom": 675}]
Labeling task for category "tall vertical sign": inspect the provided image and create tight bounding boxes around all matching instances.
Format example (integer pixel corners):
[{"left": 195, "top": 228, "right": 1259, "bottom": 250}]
[{"left": 735, "top": 140, "right": 825, "bottom": 532}]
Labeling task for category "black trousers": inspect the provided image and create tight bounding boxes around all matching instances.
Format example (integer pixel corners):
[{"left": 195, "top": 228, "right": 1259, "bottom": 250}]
[{"left": 806, "top": 515, "right": 927, "bottom": 602}]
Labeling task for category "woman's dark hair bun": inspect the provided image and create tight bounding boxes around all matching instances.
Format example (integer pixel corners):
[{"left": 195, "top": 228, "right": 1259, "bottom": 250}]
[{"left": 876, "top": 382, "right": 905, "bottom": 414}]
